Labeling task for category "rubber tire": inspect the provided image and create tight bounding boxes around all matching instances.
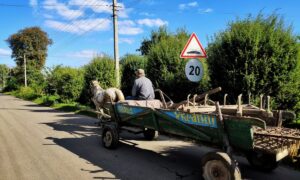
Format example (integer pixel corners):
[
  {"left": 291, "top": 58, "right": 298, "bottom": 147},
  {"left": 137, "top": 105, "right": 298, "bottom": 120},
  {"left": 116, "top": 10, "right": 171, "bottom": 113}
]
[
  {"left": 143, "top": 128, "right": 158, "bottom": 140},
  {"left": 246, "top": 151, "right": 278, "bottom": 172},
  {"left": 102, "top": 126, "right": 119, "bottom": 149},
  {"left": 201, "top": 152, "right": 241, "bottom": 180}
]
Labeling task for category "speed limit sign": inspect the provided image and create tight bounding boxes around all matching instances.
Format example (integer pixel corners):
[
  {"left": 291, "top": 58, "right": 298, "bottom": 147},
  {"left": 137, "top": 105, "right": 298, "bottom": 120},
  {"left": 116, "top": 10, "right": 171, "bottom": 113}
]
[{"left": 185, "top": 59, "right": 204, "bottom": 82}]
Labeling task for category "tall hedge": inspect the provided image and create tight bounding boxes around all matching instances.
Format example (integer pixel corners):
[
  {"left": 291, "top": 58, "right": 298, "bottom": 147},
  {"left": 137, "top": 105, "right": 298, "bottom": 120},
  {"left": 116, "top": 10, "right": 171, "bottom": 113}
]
[
  {"left": 121, "top": 54, "right": 147, "bottom": 96},
  {"left": 79, "top": 56, "right": 116, "bottom": 104},
  {"left": 46, "top": 66, "right": 84, "bottom": 102},
  {"left": 206, "top": 13, "right": 299, "bottom": 110},
  {"left": 141, "top": 27, "right": 210, "bottom": 101},
  {"left": 0, "top": 64, "right": 9, "bottom": 89}
]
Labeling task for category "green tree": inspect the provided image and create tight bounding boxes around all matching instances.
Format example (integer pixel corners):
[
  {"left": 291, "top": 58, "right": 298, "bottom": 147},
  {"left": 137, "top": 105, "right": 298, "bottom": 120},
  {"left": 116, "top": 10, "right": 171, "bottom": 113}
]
[
  {"left": 276, "top": 44, "right": 300, "bottom": 116},
  {"left": 79, "top": 56, "right": 116, "bottom": 104},
  {"left": 121, "top": 54, "right": 147, "bottom": 96},
  {"left": 6, "top": 27, "right": 52, "bottom": 70},
  {"left": 4, "top": 67, "right": 18, "bottom": 91},
  {"left": 0, "top": 64, "right": 9, "bottom": 89},
  {"left": 139, "top": 27, "right": 169, "bottom": 55},
  {"left": 206, "top": 13, "right": 299, "bottom": 108},
  {"left": 46, "top": 66, "right": 84, "bottom": 102},
  {"left": 141, "top": 27, "right": 210, "bottom": 101}
]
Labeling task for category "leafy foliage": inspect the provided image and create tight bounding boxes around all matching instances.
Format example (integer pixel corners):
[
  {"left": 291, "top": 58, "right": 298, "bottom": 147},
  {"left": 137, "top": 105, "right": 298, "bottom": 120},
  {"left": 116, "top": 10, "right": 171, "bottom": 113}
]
[
  {"left": 4, "top": 68, "right": 19, "bottom": 91},
  {"left": 6, "top": 27, "right": 52, "bottom": 70},
  {"left": 16, "top": 86, "right": 37, "bottom": 100},
  {"left": 79, "top": 56, "right": 116, "bottom": 103},
  {"left": 276, "top": 44, "right": 300, "bottom": 116},
  {"left": 120, "top": 54, "right": 147, "bottom": 96},
  {"left": 206, "top": 13, "right": 299, "bottom": 108},
  {"left": 34, "top": 95, "right": 60, "bottom": 106},
  {"left": 46, "top": 66, "right": 84, "bottom": 102},
  {"left": 141, "top": 27, "right": 210, "bottom": 101},
  {"left": 0, "top": 64, "right": 9, "bottom": 89}
]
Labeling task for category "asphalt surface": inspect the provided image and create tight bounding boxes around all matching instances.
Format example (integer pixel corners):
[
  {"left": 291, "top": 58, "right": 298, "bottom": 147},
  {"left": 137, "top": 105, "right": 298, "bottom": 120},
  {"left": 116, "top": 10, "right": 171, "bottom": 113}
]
[{"left": 0, "top": 93, "right": 300, "bottom": 180}]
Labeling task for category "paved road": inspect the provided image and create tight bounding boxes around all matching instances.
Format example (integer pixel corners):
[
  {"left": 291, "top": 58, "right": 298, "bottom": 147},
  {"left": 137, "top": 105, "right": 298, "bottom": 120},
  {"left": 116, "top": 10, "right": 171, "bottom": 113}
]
[{"left": 0, "top": 94, "right": 299, "bottom": 180}]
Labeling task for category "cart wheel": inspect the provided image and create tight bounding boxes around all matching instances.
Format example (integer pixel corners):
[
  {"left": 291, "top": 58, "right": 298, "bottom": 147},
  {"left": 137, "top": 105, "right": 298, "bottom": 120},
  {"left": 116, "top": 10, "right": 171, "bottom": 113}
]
[
  {"left": 102, "top": 126, "right": 119, "bottom": 149},
  {"left": 201, "top": 152, "right": 241, "bottom": 180},
  {"left": 246, "top": 151, "right": 278, "bottom": 172},
  {"left": 143, "top": 128, "right": 158, "bottom": 140}
]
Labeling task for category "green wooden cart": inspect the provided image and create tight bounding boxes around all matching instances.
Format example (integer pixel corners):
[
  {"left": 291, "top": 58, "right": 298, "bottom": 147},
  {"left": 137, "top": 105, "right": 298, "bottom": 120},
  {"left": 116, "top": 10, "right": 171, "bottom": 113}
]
[{"left": 99, "top": 89, "right": 300, "bottom": 180}]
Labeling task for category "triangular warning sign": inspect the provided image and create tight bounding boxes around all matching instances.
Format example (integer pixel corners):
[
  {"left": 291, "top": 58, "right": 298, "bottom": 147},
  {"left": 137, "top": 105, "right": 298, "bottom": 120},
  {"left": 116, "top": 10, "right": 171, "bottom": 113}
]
[{"left": 180, "top": 33, "right": 207, "bottom": 58}]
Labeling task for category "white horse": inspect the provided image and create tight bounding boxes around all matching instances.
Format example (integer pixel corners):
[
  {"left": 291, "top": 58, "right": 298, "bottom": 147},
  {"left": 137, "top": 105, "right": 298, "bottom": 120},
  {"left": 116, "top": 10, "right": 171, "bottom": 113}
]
[{"left": 90, "top": 80, "right": 125, "bottom": 119}]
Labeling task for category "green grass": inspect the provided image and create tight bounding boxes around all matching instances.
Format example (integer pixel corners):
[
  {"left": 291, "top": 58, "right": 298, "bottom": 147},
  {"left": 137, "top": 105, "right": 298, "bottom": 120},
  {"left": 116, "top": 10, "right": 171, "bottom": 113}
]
[
  {"left": 50, "top": 102, "right": 97, "bottom": 118},
  {"left": 6, "top": 90, "right": 98, "bottom": 118}
]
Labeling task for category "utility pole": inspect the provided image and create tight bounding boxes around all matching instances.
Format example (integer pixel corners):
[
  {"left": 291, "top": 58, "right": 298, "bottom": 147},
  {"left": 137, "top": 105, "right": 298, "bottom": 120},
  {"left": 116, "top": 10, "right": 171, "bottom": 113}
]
[
  {"left": 112, "top": 0, "right": 120, "bottom": 88},
  {"left": 23, "top": 53, "right": 27, "bottom": 87}
]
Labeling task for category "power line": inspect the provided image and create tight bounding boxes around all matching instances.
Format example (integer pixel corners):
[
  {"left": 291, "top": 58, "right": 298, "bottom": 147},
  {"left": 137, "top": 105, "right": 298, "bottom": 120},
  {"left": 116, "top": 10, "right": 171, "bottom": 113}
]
[
  {"left": 49, "top": 15, "right": 112, "bottom": 55},
  {"left": 0, "top": 3, "right": 111, "bottom": 8}
]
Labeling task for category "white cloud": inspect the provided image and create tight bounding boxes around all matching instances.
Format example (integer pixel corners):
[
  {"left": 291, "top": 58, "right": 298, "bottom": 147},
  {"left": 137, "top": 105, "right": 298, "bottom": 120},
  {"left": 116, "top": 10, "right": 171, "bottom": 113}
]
[
  {"left": 199, "top": 8, "right": 213, "bottom": 14},
  {"left": 43, "top": 14, "right": 54, "bottom": 19},
  {"left": 139, "top": 12, "right": 154, "bottom": 17},
  {"left": 137, "top": 18, "right": 168, "bottom": 27},
  {"left": 179, "top": 1, "right": 198, "bottom": 10},
  {"left": 188, "top": 2, "right": 198, "bottom": 7},
  {"left": 0, "top": 48, "right": 11, "bottom": 57},
  {"left": 178, "top": 4, "right": 185, "bottom": 10},
  {"left": 69, "top": 0, "right": 111, "bottom": 14},
  {"left": 29, "top": 0, "right": 38, "bottom": 7},
  {"left": 119, "top": 26, "right": 143, "bottom": 35},
  {"left": 68, "top": 0, "right": 131, "bottom": 18},
  {"left": 45, "top": 18, "right": 111, "bottom": 34},
  {"left": 119, "top": 20, "right": 143, "bottom": 35},
  {"left": 43, "top": 0, "right": 84, "bottom": 20},
  {"left": 119, "top": 38, "right": 134, "bottom": 44},
  {"left": 119, "top": 20, "right": 135, "bottom": 26},
  {"left": 118, "top": 7, "right": 133, "bottom": 18},
  {"left": 66, "top": 50, "right": 103, "bottom": 59}
]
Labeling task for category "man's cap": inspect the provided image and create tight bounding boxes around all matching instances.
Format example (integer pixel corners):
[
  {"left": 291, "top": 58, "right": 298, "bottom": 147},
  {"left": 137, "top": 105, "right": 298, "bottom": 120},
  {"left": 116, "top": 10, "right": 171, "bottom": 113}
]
[{"left": 136, "top": 69, "right": 145, "bottom": 76}]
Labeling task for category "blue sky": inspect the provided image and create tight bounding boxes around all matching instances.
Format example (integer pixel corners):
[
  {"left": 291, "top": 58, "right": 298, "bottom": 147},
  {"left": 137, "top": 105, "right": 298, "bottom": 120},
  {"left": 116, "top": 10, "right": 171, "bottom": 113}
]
[{"left": 0, "top": 0, "right": 299, "bottom": 68}]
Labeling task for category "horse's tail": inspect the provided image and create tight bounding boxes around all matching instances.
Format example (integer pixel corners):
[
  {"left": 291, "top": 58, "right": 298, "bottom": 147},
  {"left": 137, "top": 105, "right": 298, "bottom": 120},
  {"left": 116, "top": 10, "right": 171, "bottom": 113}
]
[{"left": 115, "top": 89, "right": 125, "bottom": 101}]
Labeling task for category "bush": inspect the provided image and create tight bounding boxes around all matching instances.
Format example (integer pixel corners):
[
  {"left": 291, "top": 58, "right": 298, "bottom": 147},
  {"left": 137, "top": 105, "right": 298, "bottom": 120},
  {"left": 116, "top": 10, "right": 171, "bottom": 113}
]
[
  {"left": 34, "top": 95, "right": 60, "bottom": 106},
  {"left": 206, "top": 13, "right": 299, "bottom": 109},
  {"left": 79, "top": 56, "right": 116, "bottom": 104},
  {"left": 4, "top": 76, "right": 19, "bottom": 92},
  {"left": 121, "top": 54, "right": 147, "bottom": 96},
  {"left": 142, "top": 27, "right": 210, "bottom": 101},
  {"left": 46, "top": 66, "right": 84, "bottom": 102},
  {"left": 27, "top": 67, "right": 47, "bottom": 96},
  {"left": 16, "top": 86, "right": 37, "bottom": 100}
]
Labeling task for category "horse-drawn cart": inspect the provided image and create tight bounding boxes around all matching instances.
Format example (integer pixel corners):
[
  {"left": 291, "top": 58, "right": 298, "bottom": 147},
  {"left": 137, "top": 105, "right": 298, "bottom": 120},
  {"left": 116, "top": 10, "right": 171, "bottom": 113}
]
[{"left": 98, "top": 88, "right": 300, "bottom": 180}]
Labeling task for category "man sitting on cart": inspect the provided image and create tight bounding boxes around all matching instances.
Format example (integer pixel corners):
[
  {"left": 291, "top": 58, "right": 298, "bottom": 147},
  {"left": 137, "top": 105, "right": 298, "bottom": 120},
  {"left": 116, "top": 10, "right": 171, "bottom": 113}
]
[{"left": 128, "top": 69, "right": 155, "bottom": 100}]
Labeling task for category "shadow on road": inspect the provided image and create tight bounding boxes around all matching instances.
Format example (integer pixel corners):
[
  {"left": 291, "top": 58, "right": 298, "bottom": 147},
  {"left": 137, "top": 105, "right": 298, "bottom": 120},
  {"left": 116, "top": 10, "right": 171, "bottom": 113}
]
[
  {"left": 43, "top": 117, "right": 204, "bottom": 179},
  {"left": 42, "top": 116, "right": 299, "bottom": 180}
]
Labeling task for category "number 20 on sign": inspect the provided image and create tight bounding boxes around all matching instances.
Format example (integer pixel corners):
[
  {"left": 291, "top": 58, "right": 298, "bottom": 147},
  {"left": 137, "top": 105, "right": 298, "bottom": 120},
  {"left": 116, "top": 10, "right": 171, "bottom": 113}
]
[{"left": 185, "top": 59, "right": 204, "bottom": 82}]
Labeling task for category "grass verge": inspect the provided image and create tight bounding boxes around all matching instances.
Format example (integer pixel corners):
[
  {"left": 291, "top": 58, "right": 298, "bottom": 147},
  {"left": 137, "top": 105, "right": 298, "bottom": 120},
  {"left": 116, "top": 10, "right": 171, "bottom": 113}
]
[{"left": 4, "top": 91, "right": 97, "bottom": 118}]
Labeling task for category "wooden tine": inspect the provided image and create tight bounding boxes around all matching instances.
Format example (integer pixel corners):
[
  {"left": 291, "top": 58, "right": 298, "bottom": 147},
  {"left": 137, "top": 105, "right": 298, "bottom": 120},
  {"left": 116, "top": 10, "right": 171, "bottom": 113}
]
[
  {"left": 224, "top": 93, "right": 228, "bottom": 106},
  {"left": 237, "top": 94, "right": 243, "bottom": 117},
  {"left": 260, "top": 94, "right": 264, "bottom": 110},
  {"left": 204, "top": 94, "right": 208, "bottom": 106},
  {"left": 267, "top": 96, "right": 271, "bottom": 113},
  {"left": 248, "top": 93, "right": 251, "bottom": 105},
  {"left": 187, "top": 94, "right": 191, "bottom": 107},
  {"left": 193, "top": 94, "right": 197, "bottom": 107}
]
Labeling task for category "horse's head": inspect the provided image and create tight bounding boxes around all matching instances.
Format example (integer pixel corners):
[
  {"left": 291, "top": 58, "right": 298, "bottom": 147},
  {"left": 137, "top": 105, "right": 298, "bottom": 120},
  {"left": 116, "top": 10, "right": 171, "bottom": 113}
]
[
  {"left": 90, "top": 80, "right": 101, "bottom": 88},
  {"left": 90, "top": 80, "right": 103, "bottom": 94}
]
